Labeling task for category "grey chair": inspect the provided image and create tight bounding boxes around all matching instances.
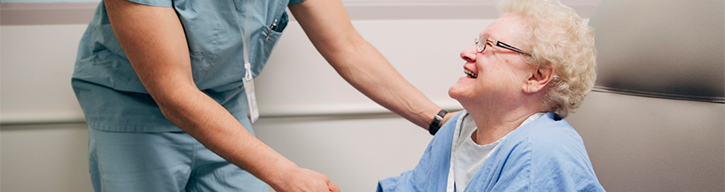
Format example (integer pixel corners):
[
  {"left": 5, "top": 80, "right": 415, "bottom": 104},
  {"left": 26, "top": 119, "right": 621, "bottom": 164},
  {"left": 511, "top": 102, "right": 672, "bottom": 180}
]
[{"left": 567, "top": 0, "right": 725, "bottom": 191}]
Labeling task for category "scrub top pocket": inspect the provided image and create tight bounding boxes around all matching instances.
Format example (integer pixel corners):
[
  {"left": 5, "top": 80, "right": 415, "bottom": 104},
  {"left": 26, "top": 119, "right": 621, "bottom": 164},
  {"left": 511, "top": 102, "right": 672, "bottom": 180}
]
[{"left": 250, "top": 11, "right": 290, "bottom": 78}]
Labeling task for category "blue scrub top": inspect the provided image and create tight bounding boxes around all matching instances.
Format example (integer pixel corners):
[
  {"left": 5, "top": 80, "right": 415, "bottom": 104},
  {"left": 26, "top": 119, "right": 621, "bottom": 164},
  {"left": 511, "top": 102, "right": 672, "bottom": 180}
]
[{"left": 72, "top": 0, "right": 304, "bottom": 132}]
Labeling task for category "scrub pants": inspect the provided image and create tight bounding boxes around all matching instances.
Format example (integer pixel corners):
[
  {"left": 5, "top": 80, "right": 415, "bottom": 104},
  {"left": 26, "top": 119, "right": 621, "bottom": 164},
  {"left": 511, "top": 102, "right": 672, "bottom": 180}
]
[{"left": 89, "top": 128, "right": 268, "bottom": 192}]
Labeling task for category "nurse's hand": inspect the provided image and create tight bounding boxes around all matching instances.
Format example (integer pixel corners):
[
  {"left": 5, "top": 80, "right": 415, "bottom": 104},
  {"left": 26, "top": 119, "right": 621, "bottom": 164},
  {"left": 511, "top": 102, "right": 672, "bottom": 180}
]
[
  {"left": 441, "top": 110, "right": 458, "bottom": 126},
  {"left": 269, "top": 166, "right": 340, "bottom": 192}
]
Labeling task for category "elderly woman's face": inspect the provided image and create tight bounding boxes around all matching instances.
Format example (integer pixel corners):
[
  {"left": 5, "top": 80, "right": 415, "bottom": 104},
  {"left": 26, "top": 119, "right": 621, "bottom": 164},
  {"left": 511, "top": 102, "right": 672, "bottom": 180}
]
[{"left": 448, "top": 14, "right": 535, "bottom": 106}]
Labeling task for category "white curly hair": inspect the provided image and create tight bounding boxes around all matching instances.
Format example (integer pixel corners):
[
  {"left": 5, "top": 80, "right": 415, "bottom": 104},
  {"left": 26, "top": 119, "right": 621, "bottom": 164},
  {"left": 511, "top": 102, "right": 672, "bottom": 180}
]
[{"left": 498, "top": 0, "right": 597, "bottom": 118}]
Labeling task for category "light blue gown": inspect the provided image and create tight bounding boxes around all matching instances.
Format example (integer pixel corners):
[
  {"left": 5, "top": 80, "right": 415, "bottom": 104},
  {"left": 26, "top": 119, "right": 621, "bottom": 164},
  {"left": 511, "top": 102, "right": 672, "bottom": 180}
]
[{"left": 378, "top": 112, "right": 606, "bottom": 192}]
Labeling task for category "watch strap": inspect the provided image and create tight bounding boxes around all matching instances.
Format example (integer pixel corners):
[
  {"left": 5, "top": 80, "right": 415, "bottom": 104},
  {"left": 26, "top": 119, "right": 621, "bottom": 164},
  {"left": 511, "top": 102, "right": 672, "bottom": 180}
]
[{"left": 428, "top": 109, "right": 448, "bottom": 135}]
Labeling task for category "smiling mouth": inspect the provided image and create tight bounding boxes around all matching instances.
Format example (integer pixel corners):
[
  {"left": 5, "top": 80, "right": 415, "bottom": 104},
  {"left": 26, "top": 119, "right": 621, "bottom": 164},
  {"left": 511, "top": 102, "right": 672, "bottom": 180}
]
[{"left": 464, "top": 68, "right": 478, "bottom": 78}]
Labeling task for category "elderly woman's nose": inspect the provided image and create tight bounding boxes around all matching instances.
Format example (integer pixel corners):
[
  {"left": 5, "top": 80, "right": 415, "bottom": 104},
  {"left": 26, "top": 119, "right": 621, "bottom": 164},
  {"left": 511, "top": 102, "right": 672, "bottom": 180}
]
[{"left": 460, "top": 45, "right": 477, "bottom": 63}]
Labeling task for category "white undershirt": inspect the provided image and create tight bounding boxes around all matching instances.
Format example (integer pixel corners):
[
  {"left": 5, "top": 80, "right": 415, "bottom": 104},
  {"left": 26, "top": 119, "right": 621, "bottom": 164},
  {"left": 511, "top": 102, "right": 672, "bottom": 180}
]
[{"left": 449, "top": 112, "right": 545, "bottom": 192}]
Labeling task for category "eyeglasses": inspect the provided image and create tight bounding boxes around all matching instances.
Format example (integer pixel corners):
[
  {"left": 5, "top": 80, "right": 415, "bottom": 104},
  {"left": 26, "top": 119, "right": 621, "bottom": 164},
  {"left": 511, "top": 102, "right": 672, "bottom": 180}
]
[{"left": 475, "top": 34, "right": 531, "bottom": 56}]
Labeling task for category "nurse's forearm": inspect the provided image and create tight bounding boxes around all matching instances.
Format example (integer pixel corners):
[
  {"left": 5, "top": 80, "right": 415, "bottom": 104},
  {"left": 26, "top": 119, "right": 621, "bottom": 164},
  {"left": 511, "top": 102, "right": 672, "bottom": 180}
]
[
  {"left": 156, "top": 88, "right": 308, "bottom": 191},
  {"left": 333, "top": 41, "right": 449, "bottom": 129},
  {"left": 290, "top": 0, "right": 452, "bottom": 129},
  {"left": 156, "top": 86, "right": 338, "bottom": 191}
]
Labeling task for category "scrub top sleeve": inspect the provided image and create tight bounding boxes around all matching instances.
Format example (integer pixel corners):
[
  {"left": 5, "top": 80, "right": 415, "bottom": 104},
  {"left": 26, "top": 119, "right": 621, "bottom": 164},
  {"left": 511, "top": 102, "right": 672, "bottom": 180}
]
[
  {"left": 124, "top": 0, "right": 173, "bottom": 7},
  {"left": 289, "top": 0, "right": 306, "bottom": 5}
]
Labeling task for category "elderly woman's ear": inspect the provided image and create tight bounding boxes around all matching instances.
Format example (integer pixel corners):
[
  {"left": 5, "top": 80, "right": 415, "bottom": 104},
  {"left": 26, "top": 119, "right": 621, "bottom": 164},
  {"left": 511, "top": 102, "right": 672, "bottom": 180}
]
[{"left": 523, "top": 65, "right": 553, "bottom": 93}]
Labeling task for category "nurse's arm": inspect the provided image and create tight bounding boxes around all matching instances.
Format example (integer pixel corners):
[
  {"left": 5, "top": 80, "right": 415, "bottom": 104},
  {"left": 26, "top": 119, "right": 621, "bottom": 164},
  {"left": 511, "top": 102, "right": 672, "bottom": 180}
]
[
  {"left": 289, "top": 0, "right": 453, "bottom": 130},
  {"left": 103, "top": 0, "right": 339, "bottom": 191}
]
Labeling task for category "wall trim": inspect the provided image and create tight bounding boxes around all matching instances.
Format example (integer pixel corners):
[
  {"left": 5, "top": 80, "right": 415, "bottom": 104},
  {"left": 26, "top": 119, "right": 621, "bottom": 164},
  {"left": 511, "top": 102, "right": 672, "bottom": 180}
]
[
  {"left": 0, "top": 3, "right": 98, "bottom": 25},
  {"left": 1, "top": 101, "right": 463, "bottom": 125},
  {"left": 1, "top": 1, "right": 598, "bottom": 25}
]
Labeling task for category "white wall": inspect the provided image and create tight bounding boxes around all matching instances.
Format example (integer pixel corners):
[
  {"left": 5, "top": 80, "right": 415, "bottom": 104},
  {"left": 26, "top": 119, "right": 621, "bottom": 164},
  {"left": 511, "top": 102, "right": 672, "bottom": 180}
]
[
  {"left": 1, "top": 123, "right": 91, "bottom": 192},
  {"left": 1, "top": 24, "right": 86, "bottom": 123}
]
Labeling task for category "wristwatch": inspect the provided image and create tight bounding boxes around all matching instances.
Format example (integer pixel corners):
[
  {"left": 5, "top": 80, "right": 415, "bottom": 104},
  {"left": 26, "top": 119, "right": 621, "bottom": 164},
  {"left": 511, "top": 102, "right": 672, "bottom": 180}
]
[{"left": 428, "top": 109, "right": 448, "bottom": 135}]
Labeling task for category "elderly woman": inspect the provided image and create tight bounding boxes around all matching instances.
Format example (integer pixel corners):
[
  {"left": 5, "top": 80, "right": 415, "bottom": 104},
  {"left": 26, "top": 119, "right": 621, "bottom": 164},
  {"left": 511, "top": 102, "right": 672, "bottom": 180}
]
[{"left": 377, "top": 0, "right": 604, "bottom": 191}]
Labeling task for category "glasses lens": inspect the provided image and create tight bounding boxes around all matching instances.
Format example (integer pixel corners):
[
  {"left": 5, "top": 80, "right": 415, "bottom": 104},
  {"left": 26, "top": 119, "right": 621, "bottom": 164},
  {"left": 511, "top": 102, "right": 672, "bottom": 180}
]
[{"left": 477, "top": 34, "right": 487, "bottom": 53}]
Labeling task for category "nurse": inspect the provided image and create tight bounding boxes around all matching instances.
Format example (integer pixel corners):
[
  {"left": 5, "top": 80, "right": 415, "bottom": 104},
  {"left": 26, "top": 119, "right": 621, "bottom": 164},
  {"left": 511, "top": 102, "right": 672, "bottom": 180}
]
[
  {"left": 377, "top": 0, "right": 605, "bottom": 191},
  {"left": 71, "top": 0, "right": 452, "bottom": 191}
]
